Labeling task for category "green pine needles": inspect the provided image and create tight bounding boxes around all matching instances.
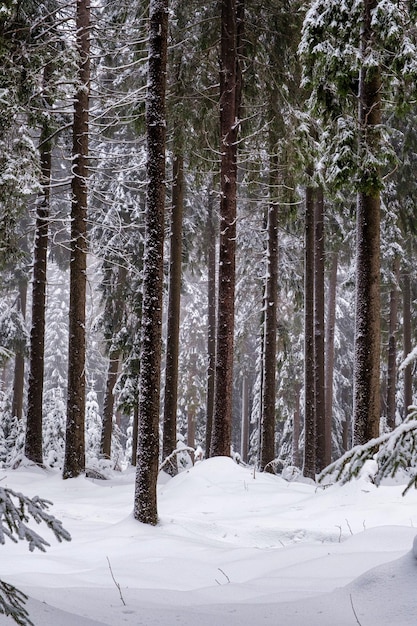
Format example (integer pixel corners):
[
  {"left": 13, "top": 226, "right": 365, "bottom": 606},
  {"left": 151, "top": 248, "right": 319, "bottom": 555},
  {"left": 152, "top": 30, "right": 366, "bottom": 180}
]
[
  {"left": 319, "top": 407, "right": 417, "bottom": 495},
  {"left": 0, "top": 486, "right": 71, "bottom": 625}
]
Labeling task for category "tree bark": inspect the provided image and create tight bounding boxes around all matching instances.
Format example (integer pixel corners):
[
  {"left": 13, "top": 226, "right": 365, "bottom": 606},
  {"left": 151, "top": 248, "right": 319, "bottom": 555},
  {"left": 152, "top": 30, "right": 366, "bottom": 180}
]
[
  {"left": 240, "top": 374, "right": 249, "bottom": 463},
  {"left": 205, "top": 188, "right": 216, "bottom": 458},
  {"left": 353, "top": 0, "right": 381, "bottom": 445},
  {"left": 100, "top": 351, "right": 120, "bottom": 459},
  {"left": 303, "top": 184, "right": 315, "bottom": 479},
  {"left": 314, "top": 187, "right": 329, "bottom": 471},
  {"left": 11, "top": 278, "right": 27, "bottom": 421},
  {"left": 63, "top": 0, "right": 90, "bottom": 478},
  {"left": 292, "top": 383, "right": 301, "bottom": 468},
  {"left": 260, "top": 165, "right": 279, "bottom": 472},
  {"left": 134, "top": 0, "right": 168, "bottom": 525},
  {"left": 162, "top": 153, "right": 184, "bottom": 476},
  {"left": 25, "top": 65, "right": 53, "bottom": 465},
  {"left": 402, "top": 268, "right": 412, "bottom": 416},
  {"left": 211, "top": 0, "right": 240, "bottom": 457},
  {"left": 325, "top": 250, "right": 338, "bottom": 460},
  {"left": 386, "top": 256, "right": 400, "bottom": 430}
]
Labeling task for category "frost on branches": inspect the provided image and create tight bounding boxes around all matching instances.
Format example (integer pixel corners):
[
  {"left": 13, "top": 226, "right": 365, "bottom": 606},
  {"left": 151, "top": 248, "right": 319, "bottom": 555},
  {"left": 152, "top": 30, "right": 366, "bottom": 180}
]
[
  {"left": 0, "top": 487, "right": 71, "bottom": 625},
  {"left": 319, "top": 407, "right": 417, "bottom": 495}
]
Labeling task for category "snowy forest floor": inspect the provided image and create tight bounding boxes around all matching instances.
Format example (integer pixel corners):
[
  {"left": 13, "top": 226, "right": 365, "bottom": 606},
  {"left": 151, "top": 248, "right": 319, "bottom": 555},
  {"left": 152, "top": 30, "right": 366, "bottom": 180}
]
[{"left": 1, "top": 457, "right": 417, "bottom": 625}]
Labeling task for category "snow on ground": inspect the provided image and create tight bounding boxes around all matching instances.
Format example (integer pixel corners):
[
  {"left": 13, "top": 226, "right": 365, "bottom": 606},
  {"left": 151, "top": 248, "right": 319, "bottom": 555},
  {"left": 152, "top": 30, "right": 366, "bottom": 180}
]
[{"left": 1, "top": 456, "right": 417, "bottom": 625}]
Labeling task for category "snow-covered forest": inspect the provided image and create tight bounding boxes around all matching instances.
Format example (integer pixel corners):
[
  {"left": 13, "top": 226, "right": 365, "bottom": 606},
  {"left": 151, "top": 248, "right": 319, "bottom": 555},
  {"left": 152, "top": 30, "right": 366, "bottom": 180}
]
[{"left": 1, "top": 0, "right": 417, "bottom": 623}]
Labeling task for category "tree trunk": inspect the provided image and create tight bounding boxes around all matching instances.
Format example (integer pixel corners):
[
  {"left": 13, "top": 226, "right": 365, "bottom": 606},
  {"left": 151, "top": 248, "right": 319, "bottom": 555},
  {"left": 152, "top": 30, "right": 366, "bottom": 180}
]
[
  {"left": 100, "top": 351, "right": 120, "bottom": 459},
  {"left": 134, "top": 0, "right": 168, "bottom": 525},
  {"left": 314, "top": 187, "right": 329, "bottom": 471},
  {"left": 63, "top": 0, "right": 90, "bottom": 478},
  {"left": 353, "top": 0, "right": 381, "bottom": 445},
  {"left": 386, "top": 256, "right": 400, "bottom": 430},
  {"left": 240, "top": 374, "right": 249, "bottom": 463},
  {"left": 100, "top": 264, "right": 127, "bottom": 459},
  {"left": 11, "top": 278, "right": 27, "bottom": 421},
  {"left": 303, "top": 184, "right": 315, "bottom": 479},
  {"left": 325, "top": 250, "right": 338, "bottom": 460},
  {"left": 25, "top": 67, "right": 53, "bottom": 464},
  {"left": 292, "top": 383, "right": 301, "bottom": 468},
  {"left": 205, "top": 188, "right": 216, "bottom": 458},
  {"left": 260, "top": 162, "right": 279, "bottom": 472},
  {"left": 131, "top": 403, "right": 139, "bottom": 467},
  {"left": 162, "top": 153, "right": 184, "bottom": 476},
  {"left": 402, "top": 268, "right": 412, "bottom": 416},
  {"left": 211, "top": 0, "right": 240, "bottom": 457}
]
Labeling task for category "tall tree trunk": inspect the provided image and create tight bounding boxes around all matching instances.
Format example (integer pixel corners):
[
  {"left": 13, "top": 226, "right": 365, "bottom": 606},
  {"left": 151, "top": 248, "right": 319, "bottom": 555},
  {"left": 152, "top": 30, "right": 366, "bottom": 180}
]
[
  {"left": 131, "top": 403, "right": 139, "bottom": 467},
  {"left": 162, "top": 153, "right": 184, "bottom": 476},
  {"left": 402, "top": 268, "right": 412, "bottom": 416},
  {"left": 63, "top": 0, "right": 90, "bottom": 478},
  {"left": 100, "top": 351, "right": 120, "bottom": 459},
  {"left": 303, "top": 184, "right": 316, "bottom": 479},
  {"left": 25, "top": 68, "right": 53, "bottom": 464},
  {"left": 211, "top": 0, "right": 240, "bottom": 457},
  {"left": 11, "top": 278, "right": 27, "bottom": 420},
  {"left": 353, "top": 0, "right": 381, "bottom": 446},
  {"left": 260, "top": 157, "right": 279, "bottom": 472},
  {"left": 386, "top": 256, "right": 400, "bottom": 430},
  {"left": 240, "top": 374, "right": 249, "bottom": 463},
  {"left": 100, "top": 264, "right": 127, "bottom": 459},
  {"left": 205, "top": 188, "right": 216, "bottom": 457},
  {"left": 134, "top": 0, "right": 168, "bottom": 525},
  {"left": 314, "top": 187, "right": 329, "bottom": 471},
  {"left": 325, "top": 250, "right": 338, "bottom": 460},
  {"left": 292, "top": 383, "right": 301, "bottom": 468}
]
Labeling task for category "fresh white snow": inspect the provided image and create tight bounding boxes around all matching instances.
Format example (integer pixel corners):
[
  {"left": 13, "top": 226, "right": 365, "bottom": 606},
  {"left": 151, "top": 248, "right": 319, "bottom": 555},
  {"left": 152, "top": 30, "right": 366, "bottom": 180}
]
[{"left": 1, "top": 456, "right": 416, "bottom": 625}]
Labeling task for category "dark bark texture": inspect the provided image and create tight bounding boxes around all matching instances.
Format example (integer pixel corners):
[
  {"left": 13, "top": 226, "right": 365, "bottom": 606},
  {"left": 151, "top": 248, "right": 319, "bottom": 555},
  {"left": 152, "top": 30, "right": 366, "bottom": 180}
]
[
  {"left": 205, "top": 189, "right": 216, "bottom": 457},
  {"left": 386, "top": 257, "right": 399, "bottom": 430},
  {"left": 11, "top": 279, "right": 27, "bottom": 421},
  {"left": 325, "top": 250, "right": 338, "bottom": 458},
  {"left": 134, "top": 0, "right": 168, "bottom": 525},
  {"left": 260, "top": 183, "right": 279, "bottom": 472},
  {"left": 211, "top": 0, "right": 240, "bottom": 457},
  {"left": 303, "top": 185, "right": 316, "bottom": 479},
  {"left": 25, "top": 65, "right": 53, "bottom": 465},
  {"left": 63, "top": 0, "right": 90, "bottom": 478},
  {"left": 353, "top": 0, "right": 381, "bottom": 446},
  {"left": 402, "top": 269, "right": 412, "bottom": 416},
  {"left": 314, "top": 187, "right": 329, "bottom": 471},
  {"left": 162, "top": 154, "right": 184, "bottom": 476}
]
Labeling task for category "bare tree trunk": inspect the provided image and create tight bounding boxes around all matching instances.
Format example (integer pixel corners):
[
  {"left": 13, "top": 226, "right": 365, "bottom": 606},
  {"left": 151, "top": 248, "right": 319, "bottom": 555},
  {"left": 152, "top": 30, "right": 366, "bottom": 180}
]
[
  {"left": 402, "top": 268, "right": 412, "bottom": 416},
  {"left": 205, "top": 188, "right": 216, "bottom": 457},
  {"left": 292, "top": 383, "right": 301, "bottom": 468},
  {"left": 314, "top": 187, "right": 329, "bottom": 471},
  {"left": 303, "top": 184, "right": 316, "bottom": 479},
  {"left": 386, "top": 256, "right": 400, "bottom": 430},
  {"left": 63, "top": 0, "right": 90, "bottom": 479},
  {"left": 25, "top": 66, "right": 53, "bottom": 465},
  {"left": 134, "top": 0, "right": 168, "bottom": 525},
  {"left": 240, "top": 374, "right": 249, "bottom": 463},
  {"left": 353, "top": 0, "right": 381, "bottom": 445},
  {"left": 211, "top": 0, "right": 240, "bottom": 457},
  {"left": 100, "top": 351, "right": 120, "bottom": 459},
  {"left": 325, "top": 250, "right": 338, "bottom": 460},
  {"left": 131, "top": 403, "right": 139, "bottom": 467},
  {"left": 260, "top": 157, "right": 279, "bottom": 472},
  {"left": 162, "top": 153, "right": 184, "bottom": 476},
  {"left": 100, "top": 262, "right": 127, "bottom": 460},
  {"left": 11, "top": 278, "right": 27, "bottom": 420}
]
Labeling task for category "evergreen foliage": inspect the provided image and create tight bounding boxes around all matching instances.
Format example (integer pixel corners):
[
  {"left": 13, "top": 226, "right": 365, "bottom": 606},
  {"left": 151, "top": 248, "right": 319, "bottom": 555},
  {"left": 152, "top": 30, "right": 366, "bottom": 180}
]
[
  {"left": 0, "top": 486, "right": 71, "bottom": 625},
  {"left": 319, "top": 407, "right": 417, "bottom": 495}
]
